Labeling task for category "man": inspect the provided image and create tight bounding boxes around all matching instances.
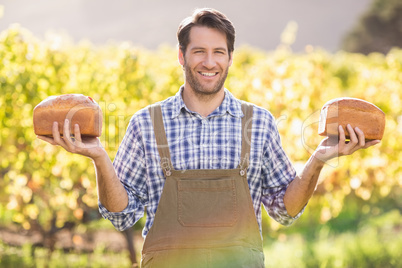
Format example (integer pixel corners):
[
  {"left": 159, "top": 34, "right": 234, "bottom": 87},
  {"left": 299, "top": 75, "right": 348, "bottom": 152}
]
[{"left": 38, "top": 8, "right": 380, "bottom": 267}]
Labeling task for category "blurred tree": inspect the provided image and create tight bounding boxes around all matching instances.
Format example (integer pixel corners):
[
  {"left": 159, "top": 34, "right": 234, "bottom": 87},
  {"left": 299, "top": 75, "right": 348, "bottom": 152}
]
[
  {"left": 1, "top": 24, "right": 401, "bottom": 266},
  {"left": 341, "top": 0, "right": 402, "bottom": 54}
]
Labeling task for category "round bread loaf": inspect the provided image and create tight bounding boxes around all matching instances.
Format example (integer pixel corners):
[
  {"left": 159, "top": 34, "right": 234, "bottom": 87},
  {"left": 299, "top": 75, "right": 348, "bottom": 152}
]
[
  {"left": 33, "top": 94, "right": 103, "bottom": 137},
  {"left": 318, "top": 97, "right": 385, "bottom": 140}
]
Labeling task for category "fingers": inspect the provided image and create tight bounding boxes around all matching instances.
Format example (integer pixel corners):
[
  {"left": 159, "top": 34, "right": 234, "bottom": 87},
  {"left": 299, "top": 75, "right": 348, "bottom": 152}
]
[
  {"left": 314, "top": 124, "right": 380, "bottom": 162},
  {"left": 63, "top": 119, "right": 74, "bottom": 150},
  {"left": 354, "top": 127, "right": 366, "bottom": 147},
  {"left": 364, "top": 139, "right": 381, "bottom": 149},
  {"left": 338, "top": 124, "right": 380, "bottom": 156},
  {"left": 74, "top": 123, "right": 82, "bottom": 143},
  {"left": 63, "top": 119, "right": 85, "bottom": 152},
  {"left": 36, "top": 121, "right": 99, "bottom": 158},
  {"left": 48, "top": 120, "right": 77, "bottom": 152},
  {"left": 37, "top": 121, "right": 72, "bottom": 150},
  {"left": 52, "top": 121, "right": 67, "bottom": 148},
  {"left": 338, "top": 124, "right": 346, "bottom": 142},
  {"left": 347, "top": 124, "right": 358, "bottom": 144}
]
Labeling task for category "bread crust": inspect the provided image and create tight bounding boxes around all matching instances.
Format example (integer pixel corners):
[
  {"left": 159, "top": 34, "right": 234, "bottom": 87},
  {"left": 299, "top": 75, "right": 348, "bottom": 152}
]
[
  {"left": 318, "top": 97, "right": 385, "bottom": 140},
  {"left": 33, "top": 94, "right": 103, "bottom": 137}
]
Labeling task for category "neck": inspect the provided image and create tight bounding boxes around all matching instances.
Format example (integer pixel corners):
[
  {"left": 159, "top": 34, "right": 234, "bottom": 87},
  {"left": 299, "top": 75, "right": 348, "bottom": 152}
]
[{"left": 182, "top": 85, "right": 225, "bottom": 117}]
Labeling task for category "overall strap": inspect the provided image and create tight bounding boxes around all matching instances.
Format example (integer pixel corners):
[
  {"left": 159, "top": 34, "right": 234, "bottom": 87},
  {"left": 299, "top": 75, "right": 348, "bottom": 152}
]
[
  {"left": 239, "top": 102, "right": 253, "bottom": 174},
  {"left": 148, "top": 103, "right": 173, "bottom": 176}
]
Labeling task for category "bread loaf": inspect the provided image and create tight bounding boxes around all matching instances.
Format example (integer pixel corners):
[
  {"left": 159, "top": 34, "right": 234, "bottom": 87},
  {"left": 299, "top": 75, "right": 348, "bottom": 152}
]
[
  {"left": 318, "top": 97, "right": 385, "bottom": 140},
  {"left": 33, "top": 94, "right": 103, "bottom": 137}
]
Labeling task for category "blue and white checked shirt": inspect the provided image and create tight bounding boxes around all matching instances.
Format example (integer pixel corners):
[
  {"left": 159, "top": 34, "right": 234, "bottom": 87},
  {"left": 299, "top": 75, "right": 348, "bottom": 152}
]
[{"left": 99, "top": 87, "right": 303, "bottom": 237}]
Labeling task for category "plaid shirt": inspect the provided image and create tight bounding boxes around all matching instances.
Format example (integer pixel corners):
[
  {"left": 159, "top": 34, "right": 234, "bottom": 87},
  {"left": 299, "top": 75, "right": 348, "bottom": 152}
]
[{"left": 99, "top": 87, "right": 303, "bottom": 237}]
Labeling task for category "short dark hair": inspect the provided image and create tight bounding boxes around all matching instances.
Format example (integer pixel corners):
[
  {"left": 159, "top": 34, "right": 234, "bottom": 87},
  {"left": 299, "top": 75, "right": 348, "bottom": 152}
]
[{"left": 177, "top": 8, "right": 235, "bottom": 55}]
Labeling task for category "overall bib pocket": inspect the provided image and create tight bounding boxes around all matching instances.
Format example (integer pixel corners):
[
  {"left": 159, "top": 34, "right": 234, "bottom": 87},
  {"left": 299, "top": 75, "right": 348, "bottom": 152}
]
[{"left": 177, "top": 178, "right": 238, "bottom": 227}]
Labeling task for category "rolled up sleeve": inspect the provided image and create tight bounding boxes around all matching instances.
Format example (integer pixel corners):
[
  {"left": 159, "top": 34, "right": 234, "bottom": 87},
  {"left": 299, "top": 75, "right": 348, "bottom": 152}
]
[
  {"left": 98, "top": 116, "right": 148, "bottom": 231},
  {"left": 261, "top": 121, "right": 304, "bottom": 226},
  {"left": 261, "top": 184, "right": 305, "bottom": 226}
]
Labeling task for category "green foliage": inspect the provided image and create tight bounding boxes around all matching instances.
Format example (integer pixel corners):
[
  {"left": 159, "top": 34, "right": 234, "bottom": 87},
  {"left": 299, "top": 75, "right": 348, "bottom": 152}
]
[
  {"left": 264, "top": 210, "right": 402, "bottom": 267},
  {"left": 341, "top": 0, "right": 402, "bottom": 54},
  {"left": 0, "top": 25, "right": 401, "bottom": 266}
]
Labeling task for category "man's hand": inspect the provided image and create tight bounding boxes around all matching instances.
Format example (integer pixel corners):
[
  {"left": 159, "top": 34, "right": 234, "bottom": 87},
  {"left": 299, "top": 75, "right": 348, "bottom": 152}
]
[
  {"left": 285, "top": 124, "right": 380, "bottom": 216},
  {"left": 313, "top": 124, "right": 380, "bottom": 163},
  {"left": 37, "top": 119, "right": 106, "bottom": 161}
]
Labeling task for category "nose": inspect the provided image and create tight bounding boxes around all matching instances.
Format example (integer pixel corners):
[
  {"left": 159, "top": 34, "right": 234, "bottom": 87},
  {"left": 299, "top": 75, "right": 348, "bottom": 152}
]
[{"left": 202, "top": 53, "right": 216, "bottom": 69}]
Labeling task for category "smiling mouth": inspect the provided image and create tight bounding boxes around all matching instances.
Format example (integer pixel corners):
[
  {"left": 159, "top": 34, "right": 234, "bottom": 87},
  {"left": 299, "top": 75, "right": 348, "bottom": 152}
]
[{"left": 199, "top": 72, "right": 218, "bottom": 77}]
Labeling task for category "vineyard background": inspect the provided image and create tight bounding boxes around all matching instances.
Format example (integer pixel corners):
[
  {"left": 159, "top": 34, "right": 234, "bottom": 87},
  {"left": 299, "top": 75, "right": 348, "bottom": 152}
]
[{"left": 0, "top": 23, "right": 401, "bottom": 267}]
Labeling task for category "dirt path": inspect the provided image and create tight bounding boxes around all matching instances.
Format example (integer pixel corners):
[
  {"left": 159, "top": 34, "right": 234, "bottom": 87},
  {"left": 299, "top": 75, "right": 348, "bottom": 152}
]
[{"left": 0, "top": 225, "right": 144, "bottom": 254}]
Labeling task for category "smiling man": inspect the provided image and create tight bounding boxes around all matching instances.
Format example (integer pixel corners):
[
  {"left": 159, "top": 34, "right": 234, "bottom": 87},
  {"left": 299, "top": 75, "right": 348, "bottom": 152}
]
[
  {"left": 179, "top": 25, "right": 232, "bottom": 117},
  {"left": 38, "top": 7, "right": 380, "bottom": 268}
]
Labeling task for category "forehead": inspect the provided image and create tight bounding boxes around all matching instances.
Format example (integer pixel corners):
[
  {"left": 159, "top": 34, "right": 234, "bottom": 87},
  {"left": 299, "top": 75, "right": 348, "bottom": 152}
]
[{"left": 187, "top": 26, "right": 228, "bottom": 50}]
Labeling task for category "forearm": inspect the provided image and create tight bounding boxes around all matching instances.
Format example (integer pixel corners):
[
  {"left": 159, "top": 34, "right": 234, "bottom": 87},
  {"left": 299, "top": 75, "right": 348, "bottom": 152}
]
[
  {"left": 284, "top": 154, "right": 325, "bottom": 217},
  {"left": 93, "top": 152, "right": 129, "bottom": 212}
]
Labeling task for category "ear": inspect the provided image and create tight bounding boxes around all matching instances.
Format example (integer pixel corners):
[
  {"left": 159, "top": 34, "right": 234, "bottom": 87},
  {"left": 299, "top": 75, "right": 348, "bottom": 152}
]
[
  {"left": 229, "top": 52, "right": 233, "bottom": 67},
  {"left": 178, "top": 48, "right": 185, "bottom": 66}
]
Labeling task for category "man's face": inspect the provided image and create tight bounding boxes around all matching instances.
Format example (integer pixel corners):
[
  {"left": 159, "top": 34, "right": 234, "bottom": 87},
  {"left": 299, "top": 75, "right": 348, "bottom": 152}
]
[{"left": 179, "top": 26, "right": 233, "bottom": 96}]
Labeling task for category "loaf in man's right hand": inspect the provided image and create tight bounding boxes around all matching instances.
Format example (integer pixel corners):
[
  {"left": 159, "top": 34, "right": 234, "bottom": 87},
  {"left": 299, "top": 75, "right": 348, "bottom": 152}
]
[{"left": 33, "top": 94, "right": 103, "bottom": 137}]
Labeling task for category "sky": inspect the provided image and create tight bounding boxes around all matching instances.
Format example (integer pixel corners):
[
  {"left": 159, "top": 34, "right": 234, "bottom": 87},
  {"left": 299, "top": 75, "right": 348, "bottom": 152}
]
[{"left": 0, "top": 0, "right": 372, "bottom": 52}]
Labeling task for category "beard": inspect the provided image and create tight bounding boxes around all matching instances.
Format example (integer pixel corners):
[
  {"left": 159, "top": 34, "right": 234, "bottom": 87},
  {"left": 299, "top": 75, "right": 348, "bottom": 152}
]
[{"left": 183, "top": 60, "right": 229, "bottom": 99}]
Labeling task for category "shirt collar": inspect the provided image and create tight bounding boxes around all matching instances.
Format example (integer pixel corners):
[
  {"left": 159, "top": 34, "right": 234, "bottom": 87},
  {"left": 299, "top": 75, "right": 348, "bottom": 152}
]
[{"left": 171, "top": 86, "right": 243, "bottom": 119}]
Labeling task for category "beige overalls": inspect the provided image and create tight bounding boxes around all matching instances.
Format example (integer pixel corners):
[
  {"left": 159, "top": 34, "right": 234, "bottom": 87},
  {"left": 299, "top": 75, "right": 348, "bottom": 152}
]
[{"left": 141, "top": 102, "right": 264, "bottom": 268}]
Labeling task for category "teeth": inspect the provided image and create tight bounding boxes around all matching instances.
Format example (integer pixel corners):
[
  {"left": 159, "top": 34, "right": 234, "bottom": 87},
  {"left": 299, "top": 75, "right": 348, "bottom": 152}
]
[{"left": 201, "top": 72, "right": 216, "bottom": 77}]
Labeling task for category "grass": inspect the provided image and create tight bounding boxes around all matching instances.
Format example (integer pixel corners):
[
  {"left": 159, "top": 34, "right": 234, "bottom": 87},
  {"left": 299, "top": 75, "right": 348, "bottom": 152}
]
[
  {"left": 1, "top": 211, "right": 400, "bottom": 268},
  {"left": 0, "top": 242, "right": 131, "bottom": 268},
  {"left": 263, "top": 210, "right": 402, "bottom": 268}
]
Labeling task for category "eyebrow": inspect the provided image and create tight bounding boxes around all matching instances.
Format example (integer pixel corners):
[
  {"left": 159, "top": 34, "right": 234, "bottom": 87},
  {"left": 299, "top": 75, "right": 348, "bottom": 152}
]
[{"left": 190, "top": 47, "right": 228, "bottom": 52}]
